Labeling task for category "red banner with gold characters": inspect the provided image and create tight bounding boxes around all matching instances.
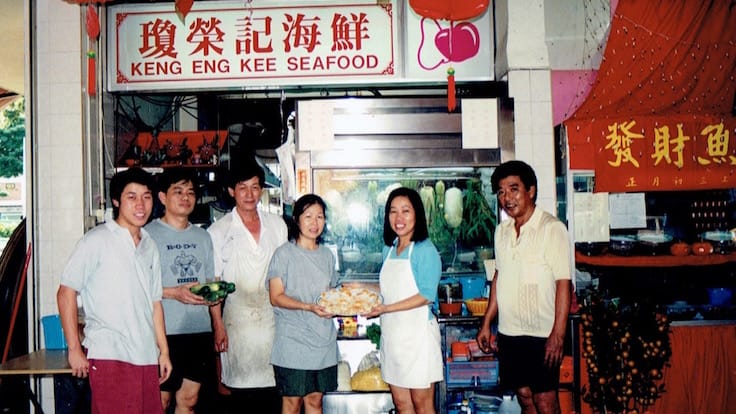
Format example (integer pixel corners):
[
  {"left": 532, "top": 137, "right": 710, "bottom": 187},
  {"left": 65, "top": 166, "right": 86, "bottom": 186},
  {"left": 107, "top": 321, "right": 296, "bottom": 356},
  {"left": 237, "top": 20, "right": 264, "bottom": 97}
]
[{"left": 567, "top": 115, "right": 736, "bottom": 193}]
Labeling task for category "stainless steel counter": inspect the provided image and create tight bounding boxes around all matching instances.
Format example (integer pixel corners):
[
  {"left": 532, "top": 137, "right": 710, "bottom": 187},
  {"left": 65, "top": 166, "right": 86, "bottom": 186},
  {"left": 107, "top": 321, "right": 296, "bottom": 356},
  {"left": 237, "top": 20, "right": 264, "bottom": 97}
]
[
  {"left": 323, "top": 392, "right": 394, "bottom": 414},
  {"left": 670, "top": 319, "right": 736, "bottom": 327}
]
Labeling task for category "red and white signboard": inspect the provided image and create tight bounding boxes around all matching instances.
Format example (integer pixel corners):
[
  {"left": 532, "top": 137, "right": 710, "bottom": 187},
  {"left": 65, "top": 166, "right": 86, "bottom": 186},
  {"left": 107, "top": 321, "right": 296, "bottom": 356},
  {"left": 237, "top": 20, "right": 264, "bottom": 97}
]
[
  {"left": 107, "top": 0, "right": 494, "bottom": 92},
  {"left": 108, "top": 0, "right": 399, "bottom": 91}
]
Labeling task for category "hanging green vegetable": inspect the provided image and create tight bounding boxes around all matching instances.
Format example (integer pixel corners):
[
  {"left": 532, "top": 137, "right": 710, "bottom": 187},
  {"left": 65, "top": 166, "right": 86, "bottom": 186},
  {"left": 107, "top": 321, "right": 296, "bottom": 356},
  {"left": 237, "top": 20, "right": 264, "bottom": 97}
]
[
  {"left": 444, "top": 187, "right": 464, "bottom": 229},
  {"left": 458, "top": 180, "right": 496, "bottom": 246},
  {"left": 419, "top": 185, "right": 435, "bottom": 225},
  {"left": 435, "top": 180, "right": 446, "bottom": 208}
]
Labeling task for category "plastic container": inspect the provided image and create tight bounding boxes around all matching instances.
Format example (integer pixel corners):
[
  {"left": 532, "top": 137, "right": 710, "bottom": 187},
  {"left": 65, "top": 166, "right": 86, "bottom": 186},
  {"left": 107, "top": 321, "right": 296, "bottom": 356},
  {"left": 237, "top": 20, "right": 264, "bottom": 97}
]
[
  {"left": 707, "top": 287, "right": 733, "bottom": 306},
  {"left": 439, "top": 301, "right": 463, "bottom": 316},
  {"left": 498, "top": 394, "right": 521, "bottom": 414},
  {"left": 445, "top": 360, "right": 498, "bottom": 387},
  {"left": 473, "top": 401, "right": 499, "bottom": 414},
  {"left": 465, "top": 298, "right": 488, "bottom": 316},
  {"left": 41, "top": 314, "right": 67, "bottom": 350},
  {"left": 460, "top": 276, "right": 486, "bottom": 299},
  {"left": 451, "top": 341, "right": 471, "bottom": 361}
]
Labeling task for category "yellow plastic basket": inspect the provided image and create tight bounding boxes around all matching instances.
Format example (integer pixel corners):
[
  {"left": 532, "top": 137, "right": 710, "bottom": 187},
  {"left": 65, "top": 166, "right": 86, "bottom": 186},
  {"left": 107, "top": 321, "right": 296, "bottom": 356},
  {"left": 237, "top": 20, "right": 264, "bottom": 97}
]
[{"left": 464, "top": 298, "right": 488, "bottom": 316}]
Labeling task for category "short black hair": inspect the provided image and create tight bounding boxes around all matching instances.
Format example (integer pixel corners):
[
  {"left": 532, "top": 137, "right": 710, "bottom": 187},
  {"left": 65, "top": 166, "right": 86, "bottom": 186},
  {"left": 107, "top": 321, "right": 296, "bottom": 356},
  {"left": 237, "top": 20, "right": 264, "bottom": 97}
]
[
  {"left": 225, "top": 160, "right": 265, "bottom": 189},
  {"left": 156, "top": 167, "right": 199, "bottom": 199},
  {"left": 490, "top": 160, "right": 538, "bottom": 202},
  {"left": 382, "top": 187, "right": 430, "bottom": 246},
  {"left": 289, "top": 194, "right": 327, "bottom": 243},
  {"left": 109, "top": 167, "right": 154, "bottom": 219}
]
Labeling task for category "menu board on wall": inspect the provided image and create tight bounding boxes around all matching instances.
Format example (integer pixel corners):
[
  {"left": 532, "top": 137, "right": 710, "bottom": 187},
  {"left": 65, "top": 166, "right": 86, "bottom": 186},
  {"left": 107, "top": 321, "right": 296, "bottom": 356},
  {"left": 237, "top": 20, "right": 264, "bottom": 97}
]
[{"left": 107, "top": 0, "right": 494, "bottom": 92}]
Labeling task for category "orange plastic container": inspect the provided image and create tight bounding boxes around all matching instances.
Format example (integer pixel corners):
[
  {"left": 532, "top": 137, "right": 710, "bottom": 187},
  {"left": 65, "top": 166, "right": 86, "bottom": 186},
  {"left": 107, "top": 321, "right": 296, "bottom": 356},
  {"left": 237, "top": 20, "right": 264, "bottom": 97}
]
[{"left": 451, "top": 341, "right": 470, "bottom": 361}]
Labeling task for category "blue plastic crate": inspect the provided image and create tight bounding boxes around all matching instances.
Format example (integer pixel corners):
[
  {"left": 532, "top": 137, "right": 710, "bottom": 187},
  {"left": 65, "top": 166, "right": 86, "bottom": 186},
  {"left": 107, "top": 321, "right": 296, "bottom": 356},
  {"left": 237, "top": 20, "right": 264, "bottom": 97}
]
[
  {"left": 445, "top": 360, "right": 498, "bottom": 387},
  {"left": 41, "top": 314, "right": 67, "bottom": 350}
]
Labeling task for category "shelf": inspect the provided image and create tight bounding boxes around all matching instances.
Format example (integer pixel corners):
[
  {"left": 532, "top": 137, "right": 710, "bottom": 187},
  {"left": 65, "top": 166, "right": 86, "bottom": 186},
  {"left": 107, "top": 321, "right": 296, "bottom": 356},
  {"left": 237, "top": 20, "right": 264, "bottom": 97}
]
[
  {"left": 575, "top": 251, "right": 736, "bottom": 267},
  {"left": 118, "top": 130, "right": 226, "bottom": 168},
  {"left": 115, "top": 164, "right": 219, "bottom": 172},
  {"left": 445, "top": 383, "right": 499, "bottom": 391},
  {"left": 436, "top": 314, "right": 482, "bottom": 324}
]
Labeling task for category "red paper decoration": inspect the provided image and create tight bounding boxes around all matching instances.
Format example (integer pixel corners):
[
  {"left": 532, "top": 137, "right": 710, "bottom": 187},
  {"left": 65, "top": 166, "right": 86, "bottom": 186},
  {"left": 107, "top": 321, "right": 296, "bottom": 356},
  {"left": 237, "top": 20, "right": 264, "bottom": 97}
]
[
  {"left": 176, "top": 0, "right": 195, "bottom": 20},
  {"left": 85, "top": 4, "right": 100, "bottom": 39},
  {"left": 409, "top": 0, "right": 488, "bottom": 111},
  {"left": 447, "top": 67, "right": 456, "bottom": 112},
  {"left": 85, "top": 5, "right": 100, "bottom": 96}
]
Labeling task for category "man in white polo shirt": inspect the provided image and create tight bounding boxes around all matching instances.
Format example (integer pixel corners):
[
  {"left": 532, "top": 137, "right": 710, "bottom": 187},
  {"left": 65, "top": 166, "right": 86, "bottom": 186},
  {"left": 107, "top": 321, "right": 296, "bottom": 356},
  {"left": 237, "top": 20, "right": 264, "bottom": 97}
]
[{"left": 476, "top": 160, "right": 572, "bottom": 414}]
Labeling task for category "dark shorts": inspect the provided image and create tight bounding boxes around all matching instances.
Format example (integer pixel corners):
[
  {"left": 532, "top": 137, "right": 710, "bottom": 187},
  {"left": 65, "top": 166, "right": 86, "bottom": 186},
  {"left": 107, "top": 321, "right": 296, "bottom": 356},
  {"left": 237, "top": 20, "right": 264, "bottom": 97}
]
[
  {"left": 497, "top": 333, "right": 561, "bottom": 393},
  {"left": 160, "top": 332, "right": 216, "bottom": 393},
  {"left": 274, "top": 365, "right": 337, "bottom": 397}
]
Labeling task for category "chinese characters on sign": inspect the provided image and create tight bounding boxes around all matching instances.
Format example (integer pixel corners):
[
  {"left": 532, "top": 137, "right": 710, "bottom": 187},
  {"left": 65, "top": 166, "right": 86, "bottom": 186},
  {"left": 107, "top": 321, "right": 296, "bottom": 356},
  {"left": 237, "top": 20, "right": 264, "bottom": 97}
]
[
  {"left": 588, "top": 117, "right": 736, "bottom": 192},
  {"left": 110, "top": 1, "right": 397, "bottom": 90}
]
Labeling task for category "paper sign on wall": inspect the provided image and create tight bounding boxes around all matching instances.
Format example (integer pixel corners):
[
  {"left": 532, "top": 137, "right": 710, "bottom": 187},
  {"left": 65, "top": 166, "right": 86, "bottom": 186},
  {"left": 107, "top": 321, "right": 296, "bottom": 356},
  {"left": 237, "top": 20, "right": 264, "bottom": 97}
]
[
  {"left": 609, "top": 193, "right": 646, "bottom": 229},
  {"left": 462, "top": 98, "right": 498, "bottom": 148},
  {"left": 296, "top": 100, "right": 334, "bottom": 151},
  {"left": 573, "top": 192, "right": 610, "bottom": 242}
]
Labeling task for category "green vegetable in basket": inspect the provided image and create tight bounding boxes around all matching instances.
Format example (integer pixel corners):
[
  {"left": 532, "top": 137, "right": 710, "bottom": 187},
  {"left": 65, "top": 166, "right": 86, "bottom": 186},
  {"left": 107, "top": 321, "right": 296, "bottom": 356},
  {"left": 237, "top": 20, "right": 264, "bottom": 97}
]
[{"left": 190, "top": 281, "right": 236, "bottom": 301}]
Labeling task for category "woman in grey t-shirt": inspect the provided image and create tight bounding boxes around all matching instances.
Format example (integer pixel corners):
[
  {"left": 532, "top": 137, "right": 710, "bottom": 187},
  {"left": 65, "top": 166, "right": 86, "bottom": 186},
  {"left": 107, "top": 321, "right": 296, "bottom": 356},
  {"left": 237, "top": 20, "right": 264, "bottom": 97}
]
[{"left": 266, "top": 194, "right": 339, "bottom": 414}]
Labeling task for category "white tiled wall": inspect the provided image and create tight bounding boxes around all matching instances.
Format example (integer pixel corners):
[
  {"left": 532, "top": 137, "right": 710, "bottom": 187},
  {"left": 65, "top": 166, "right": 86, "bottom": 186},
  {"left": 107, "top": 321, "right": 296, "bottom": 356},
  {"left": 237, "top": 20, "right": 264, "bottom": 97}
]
[
  {"left": 503, "top": 0, "right": 558, "bottom": 217},
  {"left": 33, "top": 1, "right": 84, "bottom": 411},
  {"left": 508, "top": 69, "right": 557, "bottom": 216}
]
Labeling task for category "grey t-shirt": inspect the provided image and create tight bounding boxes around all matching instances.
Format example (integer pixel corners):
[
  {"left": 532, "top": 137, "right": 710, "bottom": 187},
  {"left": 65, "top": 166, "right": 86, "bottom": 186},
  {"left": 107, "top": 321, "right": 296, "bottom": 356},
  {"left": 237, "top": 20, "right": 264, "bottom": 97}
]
[
  {"left": 145, "top": 219, "right": 215, "bottom": 335},
  {"left": 267, "top": 242, "right": 339, "bottom": 370}
]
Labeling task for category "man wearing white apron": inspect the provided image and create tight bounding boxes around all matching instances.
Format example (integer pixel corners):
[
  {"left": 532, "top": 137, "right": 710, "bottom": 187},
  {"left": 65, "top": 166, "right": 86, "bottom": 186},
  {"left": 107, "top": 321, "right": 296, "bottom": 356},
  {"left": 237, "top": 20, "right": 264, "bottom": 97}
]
[
  {"left": 366, "top": 187, "right": 443, "bottom": 414},
  {"left": 209, "top": 162, "right": 288, "bottom": 413}
]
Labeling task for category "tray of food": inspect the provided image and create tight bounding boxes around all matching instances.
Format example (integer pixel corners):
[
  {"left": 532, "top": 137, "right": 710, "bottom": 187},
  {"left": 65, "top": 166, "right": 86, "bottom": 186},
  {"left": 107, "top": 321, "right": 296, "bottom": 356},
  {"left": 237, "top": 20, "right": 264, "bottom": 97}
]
[{"left": 316, "top": 286, "right": 382, "bottom": 316}]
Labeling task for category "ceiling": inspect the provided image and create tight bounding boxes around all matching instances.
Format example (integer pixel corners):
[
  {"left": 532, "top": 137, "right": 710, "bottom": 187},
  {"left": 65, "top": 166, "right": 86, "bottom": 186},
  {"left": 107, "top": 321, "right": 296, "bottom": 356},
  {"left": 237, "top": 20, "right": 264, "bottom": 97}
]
[{"left": 0, "top": 0, "right": 24, "bottom": 109}]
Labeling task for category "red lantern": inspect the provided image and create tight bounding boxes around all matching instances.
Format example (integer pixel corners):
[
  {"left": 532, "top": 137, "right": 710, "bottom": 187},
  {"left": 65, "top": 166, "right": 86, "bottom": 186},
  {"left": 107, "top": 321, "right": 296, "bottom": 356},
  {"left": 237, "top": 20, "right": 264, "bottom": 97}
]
[
  {"left": 409, "top": 0, "right": 489, "bottom": 21},
  {"left": 409, "top": 0, "right": 489, "bottom": 111}
]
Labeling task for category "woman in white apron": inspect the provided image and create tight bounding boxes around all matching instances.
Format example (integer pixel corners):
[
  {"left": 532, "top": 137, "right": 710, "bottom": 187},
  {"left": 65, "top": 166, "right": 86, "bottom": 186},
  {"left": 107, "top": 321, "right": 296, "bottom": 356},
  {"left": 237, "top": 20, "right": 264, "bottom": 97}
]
[
  {"left": 208, "top": 163, "right": 288, "bottom": 413},
  {"left": 365, "top": 187, "right": 443, "bottom": 414}
]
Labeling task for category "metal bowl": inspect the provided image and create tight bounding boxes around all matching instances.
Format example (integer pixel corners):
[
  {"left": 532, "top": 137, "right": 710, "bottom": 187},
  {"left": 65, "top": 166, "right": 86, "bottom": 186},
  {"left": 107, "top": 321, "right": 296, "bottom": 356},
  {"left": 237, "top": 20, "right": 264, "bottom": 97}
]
[
  {"left": 609, "top": 235, "right": 638, "bottom": 256},
  {"left": 702, "top": 231, "right": 735, "bottom": 255},
  {"left": 636, "top": 232, "right": 674, "bottom": 256},
  {"left": 575, "top": 241, "right": 609, "bottom": 256}
]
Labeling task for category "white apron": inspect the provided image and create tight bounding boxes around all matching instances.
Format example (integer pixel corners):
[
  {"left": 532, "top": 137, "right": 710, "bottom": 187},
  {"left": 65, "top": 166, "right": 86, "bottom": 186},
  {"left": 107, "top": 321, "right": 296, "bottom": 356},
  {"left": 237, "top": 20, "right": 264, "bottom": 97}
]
[
  {"left": 379, "top": 243, "right": 443, "bottom": 388},
  {"left": 220, "top": 227, "right": 276, "bottom": 389}
]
